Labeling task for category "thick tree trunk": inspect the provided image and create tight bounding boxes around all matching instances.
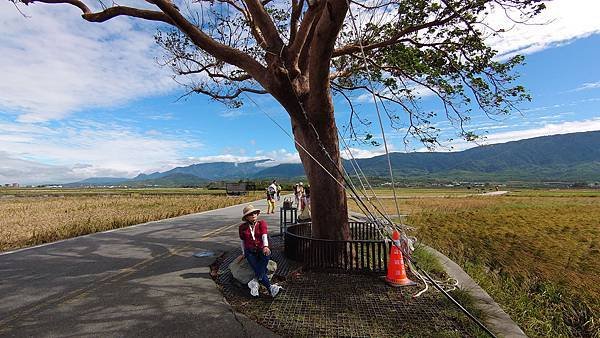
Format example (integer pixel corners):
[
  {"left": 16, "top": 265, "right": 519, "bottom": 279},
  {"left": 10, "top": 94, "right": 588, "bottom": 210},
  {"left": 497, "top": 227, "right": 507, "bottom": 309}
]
[
  {"left": 266, "top": 0, "right": 350, "bottom": 240},
  {"left": 290, "top": 103, "right": 350, "bottom": 241}
]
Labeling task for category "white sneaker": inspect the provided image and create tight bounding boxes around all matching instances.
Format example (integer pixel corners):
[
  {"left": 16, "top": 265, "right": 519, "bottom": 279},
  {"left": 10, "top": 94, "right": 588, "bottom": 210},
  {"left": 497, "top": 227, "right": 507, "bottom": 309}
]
[
  {"left": 269, "top": 284, "right": 282, "bottom": 297},
  {"left": 248, "top": 279, "right": 259, "bottom": 297}
]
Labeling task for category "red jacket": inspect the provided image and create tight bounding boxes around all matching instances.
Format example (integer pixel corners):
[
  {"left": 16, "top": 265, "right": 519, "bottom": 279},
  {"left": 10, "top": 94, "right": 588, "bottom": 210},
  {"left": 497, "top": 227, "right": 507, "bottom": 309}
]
[{"left": 239, "top": 219, "right": 268, "bottom": 251}]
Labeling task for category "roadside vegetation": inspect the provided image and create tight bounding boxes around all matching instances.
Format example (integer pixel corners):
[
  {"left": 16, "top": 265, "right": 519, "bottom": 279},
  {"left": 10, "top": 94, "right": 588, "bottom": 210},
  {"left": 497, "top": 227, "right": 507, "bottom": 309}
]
[
  {"left": 351, "top": 189, "right": 599, "bottom": 337},
  {"left": 0, "top": 188, "right": 259, "bottom": 252}
]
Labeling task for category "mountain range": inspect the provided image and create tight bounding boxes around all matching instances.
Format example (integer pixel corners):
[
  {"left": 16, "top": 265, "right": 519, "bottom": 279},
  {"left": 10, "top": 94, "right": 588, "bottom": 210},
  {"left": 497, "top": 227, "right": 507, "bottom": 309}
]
[{"left": 66, "top": 131, "right": 600, "bottom": 187}]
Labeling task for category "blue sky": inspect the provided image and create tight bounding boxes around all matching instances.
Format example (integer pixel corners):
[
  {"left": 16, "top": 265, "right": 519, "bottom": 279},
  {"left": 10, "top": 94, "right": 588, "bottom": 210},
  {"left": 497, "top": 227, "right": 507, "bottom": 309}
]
[{"left": 1, "top": 0, "right": 600, "bottom": 184}]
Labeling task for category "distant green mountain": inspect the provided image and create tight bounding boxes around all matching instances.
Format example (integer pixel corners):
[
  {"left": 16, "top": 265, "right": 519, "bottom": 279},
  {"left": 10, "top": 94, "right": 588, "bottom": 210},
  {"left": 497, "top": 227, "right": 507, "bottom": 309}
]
[
  {"left": 67, "top": 173, "right": 207, "bottom": 187},
  {"left": 253, "top": 163, "right": 306, "bottom": 178},
  {"left": 68, "top": 131, "right": 600, "bottom": 186},
  {"left": 132, "top": 159, "right": 270, "bottom": 181},
  {"left": 127, "top": 173, "right": 208, "bottom": 187},
  {"left": 348, "top": 131, "right": 600, "bottom": 181},
  {"left": 71, "top": 177, "right": 129, "bottom": 184}
]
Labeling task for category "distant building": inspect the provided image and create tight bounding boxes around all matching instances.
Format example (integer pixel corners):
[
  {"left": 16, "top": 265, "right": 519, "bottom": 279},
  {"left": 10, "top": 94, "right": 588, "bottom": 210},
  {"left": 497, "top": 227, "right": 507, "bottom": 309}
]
[
  {"left": 11, "top": 183, "right": 19, "bottom": 187},
  {"left": 225, "top": 182, "right": 256, "bottom": 195}
]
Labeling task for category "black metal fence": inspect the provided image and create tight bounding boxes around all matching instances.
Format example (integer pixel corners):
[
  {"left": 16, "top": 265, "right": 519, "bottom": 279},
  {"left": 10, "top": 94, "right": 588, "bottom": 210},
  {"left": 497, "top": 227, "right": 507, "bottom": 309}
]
[
  {"left": 284, "top": 221, "right": 390, "bottom": 274},
  {"left": 279, "top": 206, "right": 298, "bottom": 235}
]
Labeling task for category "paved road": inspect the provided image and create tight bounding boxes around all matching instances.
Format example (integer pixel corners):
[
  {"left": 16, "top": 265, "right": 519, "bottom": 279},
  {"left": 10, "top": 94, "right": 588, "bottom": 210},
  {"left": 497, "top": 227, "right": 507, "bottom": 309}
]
[{"left": 0, "top": 198, "right": 283, "bottom": 337}]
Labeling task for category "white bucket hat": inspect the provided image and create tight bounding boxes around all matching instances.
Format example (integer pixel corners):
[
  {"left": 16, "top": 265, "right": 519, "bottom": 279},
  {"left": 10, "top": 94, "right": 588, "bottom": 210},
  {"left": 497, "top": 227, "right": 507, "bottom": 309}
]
[{"left": 242, "top": 205, "right": 260, "bottom": 221}]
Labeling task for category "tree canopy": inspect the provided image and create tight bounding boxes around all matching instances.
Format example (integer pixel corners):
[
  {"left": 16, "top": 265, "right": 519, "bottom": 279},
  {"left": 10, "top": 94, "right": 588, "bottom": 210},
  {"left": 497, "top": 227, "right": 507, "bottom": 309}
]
[{"left": 146, "top": 0, "right": 544, "bottom": 146}]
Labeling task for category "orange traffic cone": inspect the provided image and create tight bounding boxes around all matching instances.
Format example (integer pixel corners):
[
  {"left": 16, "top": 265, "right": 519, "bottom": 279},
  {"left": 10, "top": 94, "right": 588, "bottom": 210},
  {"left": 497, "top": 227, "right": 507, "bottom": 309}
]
[{"left": 385, "top": 230, "right": 416, "bottom": 287}]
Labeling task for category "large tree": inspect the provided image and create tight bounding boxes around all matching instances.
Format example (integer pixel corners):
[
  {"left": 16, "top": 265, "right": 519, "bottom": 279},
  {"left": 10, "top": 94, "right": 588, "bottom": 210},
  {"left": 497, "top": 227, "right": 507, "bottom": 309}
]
[{"left": 14, "top": 0, "right": 544, "bottom": 240}]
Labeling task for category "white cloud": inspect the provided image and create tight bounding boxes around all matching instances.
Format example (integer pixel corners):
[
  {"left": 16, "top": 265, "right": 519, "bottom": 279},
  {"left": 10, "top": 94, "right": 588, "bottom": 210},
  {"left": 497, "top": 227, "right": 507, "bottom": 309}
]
[
  {"left": 341, "top": 147, "right": 387, "bottom": 159},
  {"left": 339, "top": 138, "right": 398, "bottom": 159},
  {"left": 145, "top": 129, "right": 162, "bottom": 136},
  {"left": 438, "top": 118, "right": 600, "bottom": 152},
  {"left": 521, "top": 99, "right": 600, "bottom": 113},
  {"left": 181, "top": 154, "right": 264, "bottom": 164},
  {"left": 0, "top": 119, "right": 202, "bottom": 184},
  {"left": 0, "top": 152, "right": 78, "bottom": 185},
  {"left": 0, "top": 3, "right": 176, "bottom": 122},
  {"left": 347, "top": 0, "right": 600, "bottom": 62},
  {"left": 220, "top": 110, "right": 245, "bottom": 118},
  {"left": 145, "top": 113, "right": 175, "bottom": 121},
  {"left": 0, "top": 150, "right": 141, "bottom": 186},
  {"left": 180, "top": 148, "right": 301, "bottom": 168},
  {"left": 481, "top": 118, "right": 600, "bottom": 144},
  {"left": 572, "top": 81, "right": 600, "bottom": 92},
  {"left": 485, "top": 0, "right": 600, "bottom": 59},
  {"left": 255, "top": 149, "right": 302, "bottom": 166}
]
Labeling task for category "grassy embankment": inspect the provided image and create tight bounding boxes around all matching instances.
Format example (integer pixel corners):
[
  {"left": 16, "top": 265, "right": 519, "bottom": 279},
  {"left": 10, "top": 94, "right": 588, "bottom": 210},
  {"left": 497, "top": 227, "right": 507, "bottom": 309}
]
[
  {"left": 0, "top": 188, "right": 260, "bottom": 252},
  {"left": 351, "top": 189, "right": 599, "bottom": 337}
]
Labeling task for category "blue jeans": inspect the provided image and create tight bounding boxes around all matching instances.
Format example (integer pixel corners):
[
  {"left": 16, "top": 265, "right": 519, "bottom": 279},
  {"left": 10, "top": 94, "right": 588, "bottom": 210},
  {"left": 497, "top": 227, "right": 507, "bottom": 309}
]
[{"left": 245, "top": 250, "right": 271, "bottom": 289}]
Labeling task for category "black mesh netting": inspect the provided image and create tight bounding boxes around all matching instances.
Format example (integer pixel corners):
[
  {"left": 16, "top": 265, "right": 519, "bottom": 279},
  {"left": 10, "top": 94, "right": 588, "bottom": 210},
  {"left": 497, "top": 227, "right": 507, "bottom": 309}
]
[{"left": 214, "top": 236, "right": 484, "bottom": 337}]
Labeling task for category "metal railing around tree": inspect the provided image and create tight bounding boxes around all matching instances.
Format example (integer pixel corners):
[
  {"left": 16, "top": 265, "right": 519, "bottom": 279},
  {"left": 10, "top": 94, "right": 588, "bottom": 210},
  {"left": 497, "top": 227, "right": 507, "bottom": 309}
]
[{"left": 284, "top": 221, "right": 390, "bottom": 274}]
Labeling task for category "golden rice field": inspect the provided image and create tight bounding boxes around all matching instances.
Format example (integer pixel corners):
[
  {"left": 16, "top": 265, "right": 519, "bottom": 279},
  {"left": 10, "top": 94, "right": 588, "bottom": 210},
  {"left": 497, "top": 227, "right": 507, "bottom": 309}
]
[
  {"left": 0, "top": 189, "right": 259, "bottom": 252},
  {"left": 351, "top": 189, "right": 600, "bottom": 337}
]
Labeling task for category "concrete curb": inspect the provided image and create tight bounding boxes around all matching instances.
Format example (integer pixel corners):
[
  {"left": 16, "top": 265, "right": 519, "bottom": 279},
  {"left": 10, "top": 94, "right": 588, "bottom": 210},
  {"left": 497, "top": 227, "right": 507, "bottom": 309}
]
[{"left": 424, "top": 246, "right": 527, "bottom": 338}]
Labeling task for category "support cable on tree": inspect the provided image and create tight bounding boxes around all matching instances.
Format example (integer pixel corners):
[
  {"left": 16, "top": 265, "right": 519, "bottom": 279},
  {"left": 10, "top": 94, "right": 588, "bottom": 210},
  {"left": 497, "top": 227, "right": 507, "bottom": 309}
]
[{"left": 339, "top": 4, "right": 496, "bottom": 336}]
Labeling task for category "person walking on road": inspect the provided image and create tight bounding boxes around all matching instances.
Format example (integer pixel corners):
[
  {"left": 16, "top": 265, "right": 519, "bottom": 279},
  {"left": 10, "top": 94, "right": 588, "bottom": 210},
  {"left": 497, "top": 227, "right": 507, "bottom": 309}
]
[
  {"left": 266, "top": 188, "right": 276, "bottom": 214},
  {"left": 237, "top": 205, "right": 282, "bottom": 297},
  {"left": 267, "top": 180, "right": 277, "bottom": 213},
  {"left": 303, "top": 184, "right": 310, "bottom": 207},
  {"left": 268, "top": 180, "right": 278, "bottom": 197},
  {"left": 295, "top": 182, "right": 304, "bottom": 209},
  {"left": 293, "top": 183, "right": 299, "bottom": 207}
]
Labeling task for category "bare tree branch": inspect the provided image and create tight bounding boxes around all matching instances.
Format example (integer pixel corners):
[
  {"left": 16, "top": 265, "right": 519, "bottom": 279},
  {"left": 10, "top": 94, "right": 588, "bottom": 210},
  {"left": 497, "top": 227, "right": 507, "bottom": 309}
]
[
  {"left": 192, "top": 86, "right": 267, "bottom": 99},
  {"left": 22, "top": 0, "right": 90, "bottom": 14},
  {"left": 289, "top": 0, "right": 304, "bottom": 45},
  {"left": 22, "top": 0, "right": 175, "bottom": 24},
  {"left": 152, "top": 0, "right": 269, "bottom": 85},
  {"left": 307, "top": 0, "right": 348, "bottom": 110},
  {"left": 288, "top": 0, "right": 324, "bottom": 71},
  {"left": 333, "top": 7, "right": 463, "bottom": 57},
  {"left": 242, "top": 0, "right": 284, "bottom": 51},
  {"left": 83, "top": 6, "right": 174, "bottom": 23}
]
